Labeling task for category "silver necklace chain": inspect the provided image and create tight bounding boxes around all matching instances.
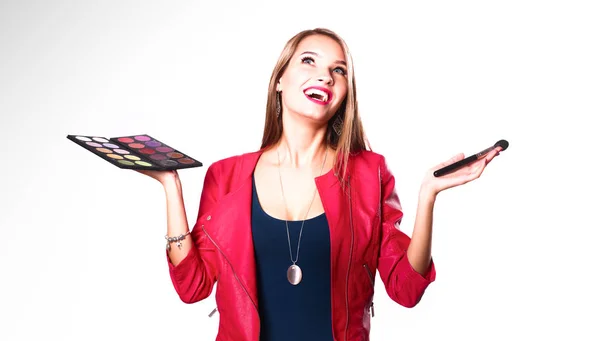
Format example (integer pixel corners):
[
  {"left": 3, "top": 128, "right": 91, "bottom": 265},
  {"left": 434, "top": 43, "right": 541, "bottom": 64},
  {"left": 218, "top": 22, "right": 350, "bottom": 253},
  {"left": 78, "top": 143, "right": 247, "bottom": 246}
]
[{"left": 276, "top": 147, "right": 328, "bottom": 266}]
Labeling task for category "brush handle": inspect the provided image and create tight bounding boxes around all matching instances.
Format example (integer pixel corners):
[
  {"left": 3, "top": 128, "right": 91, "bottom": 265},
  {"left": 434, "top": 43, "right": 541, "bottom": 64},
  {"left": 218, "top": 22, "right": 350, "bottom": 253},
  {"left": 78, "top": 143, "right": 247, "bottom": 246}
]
[{"left": 433, "top": 154, "right": 478, "bottom": 177}]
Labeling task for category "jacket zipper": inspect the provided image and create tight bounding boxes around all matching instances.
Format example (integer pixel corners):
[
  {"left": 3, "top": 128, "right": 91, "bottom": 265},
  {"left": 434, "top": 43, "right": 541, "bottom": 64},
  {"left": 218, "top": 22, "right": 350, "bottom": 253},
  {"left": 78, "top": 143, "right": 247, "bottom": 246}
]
[
  {"left": 363, "top": 264, "right": 375, "bottom": 317},
  {"left": 202, "top": 224, "right": 260, "bottom": 340},
  {"left": 364, "top": 164, "right": 380, "bottom": 320},
  {"left": 377, "top": 165, "right": 382, "bottom": 218},
  {"left": 344, "top": 175, "right": 354, "bottom": 341},
  {"left": 209, "top": 274, "right": 222, "bottom": 317}
]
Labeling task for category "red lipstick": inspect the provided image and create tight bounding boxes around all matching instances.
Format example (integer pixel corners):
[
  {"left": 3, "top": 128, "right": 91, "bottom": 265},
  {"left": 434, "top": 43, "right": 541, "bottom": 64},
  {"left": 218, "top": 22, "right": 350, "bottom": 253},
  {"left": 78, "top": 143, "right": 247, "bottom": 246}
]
[{"left": 303, "top": 86, "right": 332, "bottom": 105}]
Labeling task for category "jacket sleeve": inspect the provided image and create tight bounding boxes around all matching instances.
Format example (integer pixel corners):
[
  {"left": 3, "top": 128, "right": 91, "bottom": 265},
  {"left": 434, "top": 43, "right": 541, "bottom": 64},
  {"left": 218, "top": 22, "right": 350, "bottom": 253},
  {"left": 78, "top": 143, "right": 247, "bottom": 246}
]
[
  {"left": 377, "top": 155, "right": 436, "bottom": 308},
  {"left": 166, "top": 163, "right": 222, "bottom": 304}
]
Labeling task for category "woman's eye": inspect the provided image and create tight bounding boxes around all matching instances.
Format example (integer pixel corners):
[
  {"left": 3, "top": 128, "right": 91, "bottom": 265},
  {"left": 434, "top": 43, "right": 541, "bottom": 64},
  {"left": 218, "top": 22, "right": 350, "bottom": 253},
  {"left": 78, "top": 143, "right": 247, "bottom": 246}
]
[
  {"left": 333, "top": 67, "right": 347, "bottom": 76},
  {"left": 301, "top": 56, "right": 315, "bottom": 64}
]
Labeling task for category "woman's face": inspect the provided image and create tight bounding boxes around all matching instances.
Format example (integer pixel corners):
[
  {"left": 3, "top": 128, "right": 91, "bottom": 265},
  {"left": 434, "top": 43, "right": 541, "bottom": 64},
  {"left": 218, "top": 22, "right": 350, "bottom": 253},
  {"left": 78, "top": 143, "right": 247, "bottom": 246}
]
[{"left": 277, "top": 34, "right": 348, "bottom": 123}]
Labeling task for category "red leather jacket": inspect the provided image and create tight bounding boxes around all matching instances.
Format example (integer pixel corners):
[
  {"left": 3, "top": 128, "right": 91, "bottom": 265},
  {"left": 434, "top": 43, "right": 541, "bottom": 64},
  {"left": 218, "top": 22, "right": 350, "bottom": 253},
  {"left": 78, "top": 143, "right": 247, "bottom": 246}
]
[{"left": 167, "top": 149, "right": 436, "bottom": 340}]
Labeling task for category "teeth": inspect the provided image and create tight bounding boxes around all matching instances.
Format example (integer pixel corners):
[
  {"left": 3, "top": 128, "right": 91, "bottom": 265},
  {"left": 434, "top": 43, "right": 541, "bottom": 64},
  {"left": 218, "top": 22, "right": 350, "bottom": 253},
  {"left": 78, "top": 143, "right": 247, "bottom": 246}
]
[{"left": 305, "top": 89, "right": 329, "bottom": 102}]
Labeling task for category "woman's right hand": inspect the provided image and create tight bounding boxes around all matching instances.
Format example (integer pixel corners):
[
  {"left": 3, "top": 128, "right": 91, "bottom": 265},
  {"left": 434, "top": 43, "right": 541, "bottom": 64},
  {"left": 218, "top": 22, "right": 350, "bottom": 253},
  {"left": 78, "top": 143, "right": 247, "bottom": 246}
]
[{"left": 135, "top": 169, "right": 180, "bottom": 186}]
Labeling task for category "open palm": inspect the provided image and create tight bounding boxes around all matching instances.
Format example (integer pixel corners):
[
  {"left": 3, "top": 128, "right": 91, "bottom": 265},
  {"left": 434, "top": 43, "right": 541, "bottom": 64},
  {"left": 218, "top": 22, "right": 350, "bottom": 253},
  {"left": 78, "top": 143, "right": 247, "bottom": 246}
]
[{"left": 422, "top": 147, "right": 502, "bottom": 195}]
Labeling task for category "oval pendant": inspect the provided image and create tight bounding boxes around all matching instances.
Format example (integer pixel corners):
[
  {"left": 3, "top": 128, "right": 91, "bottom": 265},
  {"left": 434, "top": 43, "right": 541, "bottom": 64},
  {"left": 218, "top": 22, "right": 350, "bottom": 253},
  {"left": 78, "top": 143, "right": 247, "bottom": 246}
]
[{"left": 287, "top": 264, "right": 302, "bottom": 285}]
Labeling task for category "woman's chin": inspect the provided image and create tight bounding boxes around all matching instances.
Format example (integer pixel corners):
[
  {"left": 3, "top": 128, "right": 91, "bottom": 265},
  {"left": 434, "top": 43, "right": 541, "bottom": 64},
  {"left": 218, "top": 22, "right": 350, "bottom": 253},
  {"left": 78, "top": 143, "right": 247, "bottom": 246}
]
[{"left": 289, "top": 107, "right": 335, "bottom": 123}]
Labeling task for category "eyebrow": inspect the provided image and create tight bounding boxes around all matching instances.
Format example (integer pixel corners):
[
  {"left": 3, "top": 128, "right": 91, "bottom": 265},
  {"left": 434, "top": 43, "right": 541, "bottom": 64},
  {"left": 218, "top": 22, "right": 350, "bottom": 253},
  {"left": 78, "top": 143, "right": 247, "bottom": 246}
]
[{"left": 300, "top": 51, "right": 347, "bottom": 66}]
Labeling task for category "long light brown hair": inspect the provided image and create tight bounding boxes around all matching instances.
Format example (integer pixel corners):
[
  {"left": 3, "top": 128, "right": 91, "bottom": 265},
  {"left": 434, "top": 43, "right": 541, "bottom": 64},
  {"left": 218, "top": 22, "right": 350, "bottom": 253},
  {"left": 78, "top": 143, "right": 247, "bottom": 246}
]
[{"left": 260, "top": 28, "right": 370, "bottom": 182}]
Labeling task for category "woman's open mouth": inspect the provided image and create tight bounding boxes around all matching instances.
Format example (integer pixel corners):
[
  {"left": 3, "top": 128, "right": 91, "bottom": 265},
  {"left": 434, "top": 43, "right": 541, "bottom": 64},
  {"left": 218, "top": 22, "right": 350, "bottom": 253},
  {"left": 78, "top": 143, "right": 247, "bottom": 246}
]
[{"left": 303, "top": 86, "right": 332, "bottom": 105}]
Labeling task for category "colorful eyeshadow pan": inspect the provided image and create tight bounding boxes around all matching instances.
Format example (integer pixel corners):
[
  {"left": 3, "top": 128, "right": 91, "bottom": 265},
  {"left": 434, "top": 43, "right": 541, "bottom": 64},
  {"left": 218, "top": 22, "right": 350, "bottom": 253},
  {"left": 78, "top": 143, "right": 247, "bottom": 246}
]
[
  {"left": 160, "top": 160, "right": 178, "bottom": 167},
  {"left": 146, "top": 140, "right": 161, "bottom": 147},
  {"left": 150, "top": 154, "right": 167, "bottom": 160},
  {"left": 156, "top": 147, "right": 173, "bottom": 153},
  {"left": 179, "top": 158, "right": 195, "bottom": 164},
  {"left": 139, "top": 148, "right": 155, "bottom": 154},
  {"left": 167, "top": 152, "right": 183, "bottom": 158},
  {"left": 67, "top": 134, "right": 203, "bottom": 171}
]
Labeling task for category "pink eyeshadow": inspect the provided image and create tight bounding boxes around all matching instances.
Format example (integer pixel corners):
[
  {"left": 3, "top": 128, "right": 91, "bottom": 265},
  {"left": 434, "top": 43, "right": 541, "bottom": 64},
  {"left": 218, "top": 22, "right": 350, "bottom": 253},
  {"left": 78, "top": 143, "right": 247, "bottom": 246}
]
[{"left": 156, "top": 147, "right": 173, "bottom": 153}]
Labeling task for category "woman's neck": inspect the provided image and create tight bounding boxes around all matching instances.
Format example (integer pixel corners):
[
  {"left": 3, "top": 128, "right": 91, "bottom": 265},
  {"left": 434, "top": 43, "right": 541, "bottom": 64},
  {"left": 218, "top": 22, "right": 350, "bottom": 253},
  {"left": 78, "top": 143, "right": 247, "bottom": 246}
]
[{"left": 277, "top": 117, "right": 329, "bottom": 169}]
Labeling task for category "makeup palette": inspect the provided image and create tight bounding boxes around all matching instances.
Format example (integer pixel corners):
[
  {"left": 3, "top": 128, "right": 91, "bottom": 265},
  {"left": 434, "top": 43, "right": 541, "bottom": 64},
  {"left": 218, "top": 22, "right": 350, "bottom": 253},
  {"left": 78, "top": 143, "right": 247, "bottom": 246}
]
[{"left": 67, "top": 134, "right": 203, "bottom": 170}]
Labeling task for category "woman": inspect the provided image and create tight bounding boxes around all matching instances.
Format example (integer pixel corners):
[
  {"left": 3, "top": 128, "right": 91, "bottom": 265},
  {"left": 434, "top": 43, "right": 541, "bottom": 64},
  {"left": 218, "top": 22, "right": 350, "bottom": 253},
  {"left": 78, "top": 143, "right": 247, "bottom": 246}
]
[{"left": 139, "top": 28, "right": 501, "bottom": 341}]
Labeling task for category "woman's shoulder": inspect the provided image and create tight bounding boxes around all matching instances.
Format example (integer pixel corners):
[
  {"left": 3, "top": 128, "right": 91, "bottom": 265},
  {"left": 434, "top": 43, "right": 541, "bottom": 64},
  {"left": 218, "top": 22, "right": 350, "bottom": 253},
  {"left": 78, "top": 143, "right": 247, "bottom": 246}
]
[
  {"left": 348, "top": 149, "right": 400, "bottom": 182},
  {"left": 350, "top": 149, "right": 388, "bottom": 168},
  {"left": 204, "top": 149, "right": 263, "bottom": 178}
]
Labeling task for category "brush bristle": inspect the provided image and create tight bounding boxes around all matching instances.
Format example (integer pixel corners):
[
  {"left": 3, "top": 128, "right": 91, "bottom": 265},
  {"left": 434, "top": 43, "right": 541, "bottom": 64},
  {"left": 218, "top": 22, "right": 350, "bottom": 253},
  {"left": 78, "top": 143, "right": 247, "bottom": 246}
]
[{"left": 495, "top": 139, "right": 509, "bottom": 150}]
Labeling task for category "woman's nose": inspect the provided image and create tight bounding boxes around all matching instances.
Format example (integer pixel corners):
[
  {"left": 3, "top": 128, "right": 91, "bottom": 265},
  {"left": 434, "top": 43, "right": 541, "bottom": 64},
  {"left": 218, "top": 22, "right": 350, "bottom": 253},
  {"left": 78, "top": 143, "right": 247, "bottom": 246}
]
[{"left": 317, "top": 74, "right": 333, "bottom": 85}]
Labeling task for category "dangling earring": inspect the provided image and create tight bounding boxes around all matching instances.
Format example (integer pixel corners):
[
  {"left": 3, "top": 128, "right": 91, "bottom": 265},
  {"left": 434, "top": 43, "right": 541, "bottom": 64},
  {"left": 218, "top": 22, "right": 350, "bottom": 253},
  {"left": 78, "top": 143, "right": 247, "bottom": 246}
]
[
  {"left": 332, "top": 115, "right": 343, "bottom": 136},
  {"left": 276, "top": 91, "right": 281, "bottom": 118}
]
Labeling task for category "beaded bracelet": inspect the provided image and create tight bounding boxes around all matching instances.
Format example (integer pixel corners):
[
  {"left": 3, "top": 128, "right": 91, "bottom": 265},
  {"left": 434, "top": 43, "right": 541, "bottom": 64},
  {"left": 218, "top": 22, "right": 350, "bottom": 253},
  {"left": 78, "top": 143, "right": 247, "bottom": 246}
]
[{"left": 165, "top": 231, "right": 191, "bottom": 251}]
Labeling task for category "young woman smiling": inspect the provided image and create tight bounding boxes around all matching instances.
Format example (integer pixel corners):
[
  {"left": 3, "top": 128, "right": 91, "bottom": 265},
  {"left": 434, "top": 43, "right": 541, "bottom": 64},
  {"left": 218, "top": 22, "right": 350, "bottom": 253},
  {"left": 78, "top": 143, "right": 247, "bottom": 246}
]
[{"left": 138, "top": 28, "right": 502, "bottom": 341}]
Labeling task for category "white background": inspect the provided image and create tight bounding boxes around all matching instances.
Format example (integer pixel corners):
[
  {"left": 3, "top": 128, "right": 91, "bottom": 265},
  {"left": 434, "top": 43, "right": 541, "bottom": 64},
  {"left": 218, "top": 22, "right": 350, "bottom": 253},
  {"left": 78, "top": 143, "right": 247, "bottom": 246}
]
[{"left": 1, "top": 0, "right": 599, "bottom": 340}]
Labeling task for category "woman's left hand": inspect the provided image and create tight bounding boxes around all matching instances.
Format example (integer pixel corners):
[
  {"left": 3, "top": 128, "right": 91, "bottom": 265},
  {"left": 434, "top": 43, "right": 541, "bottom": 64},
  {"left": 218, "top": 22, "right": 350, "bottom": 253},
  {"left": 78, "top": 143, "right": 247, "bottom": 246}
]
[{"left": 421, "top": 147, "right": 503, "bottom": 197}]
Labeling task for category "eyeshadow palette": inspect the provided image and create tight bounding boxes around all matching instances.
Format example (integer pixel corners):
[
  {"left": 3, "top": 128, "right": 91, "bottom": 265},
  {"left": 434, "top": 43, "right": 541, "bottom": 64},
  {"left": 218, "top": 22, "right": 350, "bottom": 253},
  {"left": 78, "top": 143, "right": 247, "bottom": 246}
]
[{"left": 67, "top": 134, "right": 203, "bottom": 170}]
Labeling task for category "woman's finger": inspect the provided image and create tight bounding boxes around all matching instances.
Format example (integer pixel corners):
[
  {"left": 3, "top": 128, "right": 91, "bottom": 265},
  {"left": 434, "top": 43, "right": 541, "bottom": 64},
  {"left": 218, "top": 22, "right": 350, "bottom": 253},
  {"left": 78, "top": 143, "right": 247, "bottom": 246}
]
[{"left": 444, "top": 158, "right": 488, "bottom": 189}]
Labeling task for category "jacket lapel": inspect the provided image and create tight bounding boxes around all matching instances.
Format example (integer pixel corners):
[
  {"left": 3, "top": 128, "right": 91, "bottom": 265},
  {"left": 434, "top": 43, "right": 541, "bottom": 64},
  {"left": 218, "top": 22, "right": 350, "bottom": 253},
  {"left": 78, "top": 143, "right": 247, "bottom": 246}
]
[
  {"left": 316, "top": 156, "right": 353, "bottom": 337},
  {"left": 202, "top": 150, "right": 263, "bottom": 310}
]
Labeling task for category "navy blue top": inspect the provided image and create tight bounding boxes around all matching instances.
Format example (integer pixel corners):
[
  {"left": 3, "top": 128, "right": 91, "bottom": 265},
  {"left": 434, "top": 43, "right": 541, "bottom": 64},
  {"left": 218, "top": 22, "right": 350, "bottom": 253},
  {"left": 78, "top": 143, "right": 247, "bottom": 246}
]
[{"left": 251, "top": 175, "right": 334, "bottom": 341}]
